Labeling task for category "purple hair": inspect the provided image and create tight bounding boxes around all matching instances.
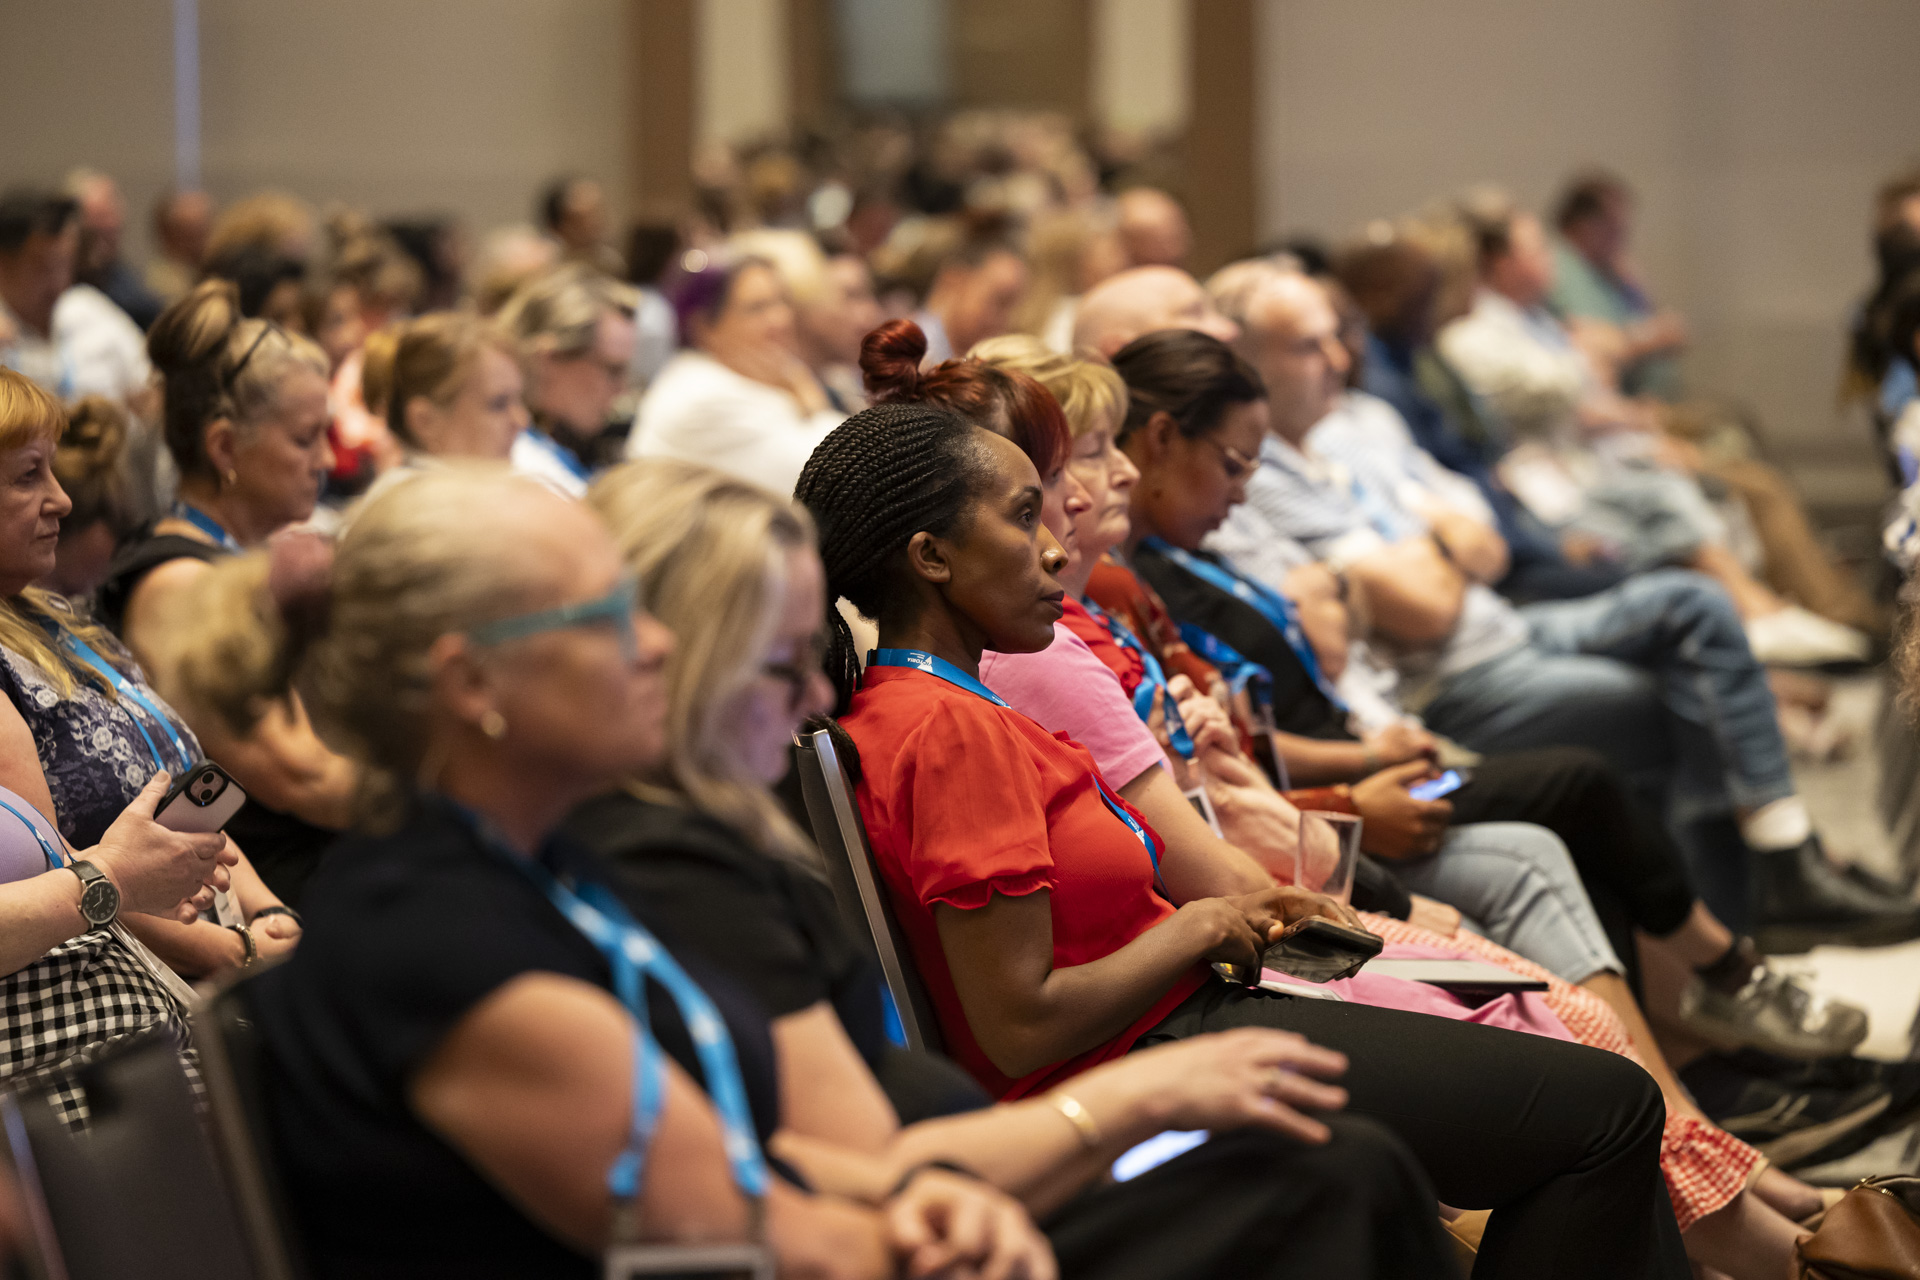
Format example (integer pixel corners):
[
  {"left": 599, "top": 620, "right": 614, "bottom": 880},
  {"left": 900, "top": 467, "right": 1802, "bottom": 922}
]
[{"left": 668, "top": 257, "right": 766, "bottom": 348}]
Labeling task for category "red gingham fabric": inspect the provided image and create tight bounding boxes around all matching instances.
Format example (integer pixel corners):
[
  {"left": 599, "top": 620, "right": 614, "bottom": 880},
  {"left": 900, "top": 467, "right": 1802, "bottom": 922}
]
[{"left": 1362, "top": 913, "right": 1759, "bottom": 1231}]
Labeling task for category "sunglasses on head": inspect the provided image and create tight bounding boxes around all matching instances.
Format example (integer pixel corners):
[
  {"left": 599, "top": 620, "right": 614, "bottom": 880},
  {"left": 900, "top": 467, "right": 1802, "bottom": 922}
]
[{"left": 467, "top": 574, "right": 644, "bottom": 663}]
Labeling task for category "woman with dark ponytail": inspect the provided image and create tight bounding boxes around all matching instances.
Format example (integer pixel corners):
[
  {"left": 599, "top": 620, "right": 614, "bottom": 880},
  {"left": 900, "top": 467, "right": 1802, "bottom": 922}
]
[{"left": 794, "top": 403, "right": 1690, "bottom": 1280}]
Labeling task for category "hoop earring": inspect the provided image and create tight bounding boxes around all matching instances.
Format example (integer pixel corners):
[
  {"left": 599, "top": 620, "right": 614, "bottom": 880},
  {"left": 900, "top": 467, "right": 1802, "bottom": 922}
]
[{"left": 479, "top": 710, "right": 508, "bottom": 740}]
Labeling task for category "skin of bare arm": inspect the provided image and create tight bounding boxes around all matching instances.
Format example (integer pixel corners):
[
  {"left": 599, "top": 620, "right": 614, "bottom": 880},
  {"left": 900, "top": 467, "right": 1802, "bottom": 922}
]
[
  {"left": 410, "top": 971, "right": 753, "bottom": 1254},
  {"left": 121, "top": 840, "right": 295, "bottom": 977},
  {"left": 769, "top": 1009, "right": 1350, "bottom": 1220},
  {"left": 0, "top": 697, "right": 234, "bottom": 972},
  {"left": 1343, "top": 537, "right": 1469, "bottom": 649}
]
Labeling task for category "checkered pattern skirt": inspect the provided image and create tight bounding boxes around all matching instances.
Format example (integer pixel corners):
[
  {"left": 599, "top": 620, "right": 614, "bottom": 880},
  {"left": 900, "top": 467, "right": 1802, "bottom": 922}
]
[{"left": 0, "top": 929, "right": 196, "bottom": 1129}]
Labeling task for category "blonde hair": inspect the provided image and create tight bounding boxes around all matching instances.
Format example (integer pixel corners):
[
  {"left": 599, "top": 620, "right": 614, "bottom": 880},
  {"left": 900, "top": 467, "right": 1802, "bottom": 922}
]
[
  {"left": 0, "top": 371, "right": 129, "bottom": 698},
  {"left": 588, "top": 460, "right": 817, "bottom": 863},
  {"left": 727, "top": 230, "right": 829, "bottom": 308},
  {"left": 54, "top": 396, "right": 134, "bottom": 534},
  {"left": 205, "top": 191, "right": 314, "bottom": 264},
  {"left": 168, "top": 465, "right": 562, "bottom": 823},
  {"left": 146, "top": 279, "right": 330, "bottom": 480},
  {"left": 497, "top": 263, "right": 637, "bottom": 364},
  {"left": 969, "top": 333, "right": 1128, "bottom": 439},
  {"left": 382, "top": 312, "right": 515, "bottom": 449}
]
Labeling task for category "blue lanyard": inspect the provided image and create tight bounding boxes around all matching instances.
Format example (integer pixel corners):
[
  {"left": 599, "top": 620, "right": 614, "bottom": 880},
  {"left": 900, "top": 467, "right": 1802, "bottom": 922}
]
[
  {"left": 452, "top": 804, "right": 770, "bottom": 1205},
  {"left": 169, "top": 502, "right": 242, "bottom": 552},
  {"left": 1079, "top": 600, "right": 1194, "bottom": 760},
  {"left": 866, "top": 648, "right": 1164, "bottom": 884},
  {"left": 58, "top": 634, "right": 195, "bottom": 772},
  {"left": 1143, "top": 539, "right": 1347, "bottom": 712},
  {"left": 525, "top": 428, "right": 590, "bottom": 481},
  {"left": 0, "top": 795, "right": 64, "bottom": 870}
]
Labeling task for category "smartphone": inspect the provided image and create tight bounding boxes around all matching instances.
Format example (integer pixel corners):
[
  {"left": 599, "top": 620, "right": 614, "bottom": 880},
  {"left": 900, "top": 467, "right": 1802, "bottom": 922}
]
[
  {"left": 1111, "top": 1129, "right": 1210, "bottom": 1182},
  {"left": 153, "top": 761, "right": 248, "bottom": 834},
  {"left": 1259, "top": 917, "right": 1384, "bottom": 984},
  {"left": 1408, "top": 768, "right": 1470, "bottom": 802}
]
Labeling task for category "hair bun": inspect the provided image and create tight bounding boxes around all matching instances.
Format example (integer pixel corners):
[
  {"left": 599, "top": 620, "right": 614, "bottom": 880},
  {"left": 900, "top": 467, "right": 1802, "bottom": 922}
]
[
  {"left": 55, "top": 397, "right": 128, "bottom": 480},
  {"left": 146, "top": 277, "right": 243, "bottom": 378},
  {"left": 859, "top": 319, "right": 930, "bottom": 402}
]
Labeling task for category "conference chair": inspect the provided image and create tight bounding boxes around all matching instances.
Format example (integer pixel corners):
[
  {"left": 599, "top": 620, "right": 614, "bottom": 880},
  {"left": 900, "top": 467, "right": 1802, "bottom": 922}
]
[
  {"left": 794, "top": 726, "right": 946, "bottom": 1055},
  {"left": 0, "top": 1027, "right": 259, "bottom": 1280}
]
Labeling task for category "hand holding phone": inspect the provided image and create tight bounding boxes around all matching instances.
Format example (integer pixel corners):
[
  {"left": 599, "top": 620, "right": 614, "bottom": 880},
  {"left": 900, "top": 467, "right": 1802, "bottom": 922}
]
[
  {"left": 1408, "top": 769, "right": 1470, "bottom": 803},
  {"left": 153, "top": 762, "right": 249, "bottom": 835},
  {"left": 1256, "top": 917, "right": 1383, "bottom": 984}
]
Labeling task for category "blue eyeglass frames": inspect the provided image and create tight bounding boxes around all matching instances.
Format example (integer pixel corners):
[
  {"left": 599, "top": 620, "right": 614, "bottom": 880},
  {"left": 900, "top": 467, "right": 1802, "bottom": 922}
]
[{"left": 466, "top": 574, "right": 643, "bottom": 663}]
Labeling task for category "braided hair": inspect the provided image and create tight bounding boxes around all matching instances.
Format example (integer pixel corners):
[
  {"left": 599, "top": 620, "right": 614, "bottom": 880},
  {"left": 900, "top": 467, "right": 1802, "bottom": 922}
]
[{"left": 792, "top": 400, "right": 987, "bottom": 716}]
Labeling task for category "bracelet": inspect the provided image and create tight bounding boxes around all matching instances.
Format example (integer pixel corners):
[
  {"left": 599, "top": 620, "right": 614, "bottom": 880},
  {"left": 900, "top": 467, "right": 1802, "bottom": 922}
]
[
  {"left": 251, "top": 905, "right": 303, "bottom": 928},
  {"left": 227, "top": 923, "right": 257, "bottom": 967},
  {"left": 886, "top": 1159, "right": 980, "bottom": 1200},
  {"left": 1045, "top": 1092, "right": 1103, "bottom": 1150}
]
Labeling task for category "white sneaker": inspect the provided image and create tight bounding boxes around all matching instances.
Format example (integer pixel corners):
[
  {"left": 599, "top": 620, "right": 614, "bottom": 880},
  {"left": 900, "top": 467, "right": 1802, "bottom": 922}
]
[{"left": 1747, "top": 606, "right": 1873, "bottom": 668}]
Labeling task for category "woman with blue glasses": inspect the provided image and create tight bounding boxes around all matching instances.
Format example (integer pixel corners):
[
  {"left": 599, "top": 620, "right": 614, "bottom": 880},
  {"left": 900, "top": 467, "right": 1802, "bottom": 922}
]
[{"left": 173, "top": 463, "right": 1056, "bottom": 1279}]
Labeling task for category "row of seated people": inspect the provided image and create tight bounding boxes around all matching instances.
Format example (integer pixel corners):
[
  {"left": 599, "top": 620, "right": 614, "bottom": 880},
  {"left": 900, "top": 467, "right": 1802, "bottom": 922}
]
[{"left": 0, "top": 234, "right": 1905, "bottom": 1277}]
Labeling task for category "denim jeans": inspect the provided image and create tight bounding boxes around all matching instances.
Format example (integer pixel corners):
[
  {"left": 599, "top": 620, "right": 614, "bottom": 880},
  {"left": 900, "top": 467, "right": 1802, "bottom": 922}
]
[
  {"left": 1391, "top": 821, "right": 1624, "bottom": 983},
  {"left": 1423, "top": 569, "right": 1793, "bottom": 829}
]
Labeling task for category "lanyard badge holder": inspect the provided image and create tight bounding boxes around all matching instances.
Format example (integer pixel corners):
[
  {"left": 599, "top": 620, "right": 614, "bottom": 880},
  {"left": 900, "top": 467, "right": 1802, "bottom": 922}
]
[{"left": 450, "top": 806, "right": 772, "bottom": 1278}]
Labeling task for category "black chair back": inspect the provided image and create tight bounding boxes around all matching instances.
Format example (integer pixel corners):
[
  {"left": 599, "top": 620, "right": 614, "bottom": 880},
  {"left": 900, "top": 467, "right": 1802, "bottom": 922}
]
[
  {"left": 189, "top": 974, "right": 304, "bottom": 1280},
  {"left": 794, "top": 727, "right": 944, "bottom": 1054},
  {"left": 0, "top": 1028, "right": 257, "bottom": 1280}
]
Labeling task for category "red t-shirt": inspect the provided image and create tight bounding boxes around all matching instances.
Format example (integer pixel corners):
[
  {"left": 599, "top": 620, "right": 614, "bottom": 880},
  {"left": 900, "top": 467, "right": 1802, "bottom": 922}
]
[{"left": 840, "top": 664, "right": 1209, "bottom": 1099}]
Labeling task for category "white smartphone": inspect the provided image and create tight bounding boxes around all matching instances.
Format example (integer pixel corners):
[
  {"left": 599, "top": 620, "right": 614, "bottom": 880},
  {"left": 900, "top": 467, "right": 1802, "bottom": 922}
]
[{"left": 153, "top": 761, "right": 248, "bottom": 834}]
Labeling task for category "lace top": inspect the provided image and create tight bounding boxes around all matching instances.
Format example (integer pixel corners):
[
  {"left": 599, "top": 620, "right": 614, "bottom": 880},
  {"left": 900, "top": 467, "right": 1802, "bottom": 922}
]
[{"left": 0, "top": 627, "right": 201, "bottom": 849}]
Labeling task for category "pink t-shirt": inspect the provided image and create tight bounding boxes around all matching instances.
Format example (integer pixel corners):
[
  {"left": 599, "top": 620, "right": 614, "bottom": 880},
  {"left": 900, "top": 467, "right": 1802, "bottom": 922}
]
[{"left": 981, "top": 624, "right": 1168, "bottom": 791}]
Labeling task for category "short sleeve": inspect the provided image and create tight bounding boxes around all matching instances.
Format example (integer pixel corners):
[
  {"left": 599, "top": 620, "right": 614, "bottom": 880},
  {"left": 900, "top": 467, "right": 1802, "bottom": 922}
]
[
  {"left": 899, "top": 700, "right": 1058, "bottom": 911},
  {"left": 616, "top": 847, "right": 830, "bottom": 1019},
  {"left": 306, "top": 863, "right": 604, "bottom": 1083},
  {"left": 982, "top": 627, "right": 1169, "bottom": 791}
]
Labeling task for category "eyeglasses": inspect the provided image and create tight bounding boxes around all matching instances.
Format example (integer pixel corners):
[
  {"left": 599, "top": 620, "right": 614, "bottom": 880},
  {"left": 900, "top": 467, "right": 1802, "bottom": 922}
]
[
  {"left": 760, "top": 632, "right": 827, "bottom": 712},
  {"left": 1201, "top": 437, "right": 1256, "bottom": 482},
  {"left": 467, "top": 574, "right": 643, "bottom": 663}
]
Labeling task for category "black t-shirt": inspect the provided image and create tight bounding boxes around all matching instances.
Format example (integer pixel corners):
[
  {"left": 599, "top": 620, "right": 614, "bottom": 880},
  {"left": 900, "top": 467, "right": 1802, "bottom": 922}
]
[
  {"left": 246, "top": 796, "right": 781, "bottom": 1279},
  {"left": 565, "top": 792, "right": 890, "bottom": 1066},
  {"left": 1132, "top": 543, "right": 1355, "bottom": 742}
]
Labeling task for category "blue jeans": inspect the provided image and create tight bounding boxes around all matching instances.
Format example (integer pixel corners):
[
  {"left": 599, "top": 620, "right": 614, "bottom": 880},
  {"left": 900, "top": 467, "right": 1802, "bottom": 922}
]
[
  {"left": 1392, "top": 821, "right": 1623, "bottom": 983},
  {"left": 1424, "top": 569, "right": 1793, "bottom": 829}
]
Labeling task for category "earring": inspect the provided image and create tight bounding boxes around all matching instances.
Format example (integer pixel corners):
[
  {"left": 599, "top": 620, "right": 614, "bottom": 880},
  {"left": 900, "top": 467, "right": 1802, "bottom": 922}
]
[
  {"left": 479, "top": 710, "right": 507, "bottom": 740},
  {"left": 223, "top": 469, "right": 238, "bottom": 489}
]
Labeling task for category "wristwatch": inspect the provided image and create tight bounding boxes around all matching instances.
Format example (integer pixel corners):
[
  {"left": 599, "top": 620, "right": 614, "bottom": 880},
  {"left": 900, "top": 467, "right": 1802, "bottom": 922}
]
[{"left": 67, "top": 859, "right": 120, "bottom": 927}]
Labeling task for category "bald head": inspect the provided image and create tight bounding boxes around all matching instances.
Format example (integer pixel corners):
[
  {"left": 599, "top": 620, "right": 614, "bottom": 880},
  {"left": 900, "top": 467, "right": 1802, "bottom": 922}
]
[
  {"left": 1116, "top": 188, "right": 1192, "bottom": 269},
  {"left": 1235, "top": 272, "right": 1350, "bottom": 444},
  {"left": 1072, "top": 265, "right": 1238, "bottom": 359}
]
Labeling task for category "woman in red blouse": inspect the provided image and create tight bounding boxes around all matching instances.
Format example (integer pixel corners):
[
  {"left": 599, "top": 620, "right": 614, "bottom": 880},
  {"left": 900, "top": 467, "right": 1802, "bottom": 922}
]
[{"left": 795, "top": 399, "right": 1689, "bottom": 1280}]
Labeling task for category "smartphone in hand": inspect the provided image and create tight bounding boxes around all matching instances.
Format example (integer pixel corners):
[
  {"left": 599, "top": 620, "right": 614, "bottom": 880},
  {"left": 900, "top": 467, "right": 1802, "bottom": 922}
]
[{"left": 153, "top": 761, "right": 248, "bottom": 834}]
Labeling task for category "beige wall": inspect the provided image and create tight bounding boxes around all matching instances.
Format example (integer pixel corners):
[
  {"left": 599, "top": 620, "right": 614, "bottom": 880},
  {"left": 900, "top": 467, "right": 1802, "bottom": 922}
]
[
  {"left": 0, "top": 0, "right": 630, "bottom": 265},
  {"left": 1256, "top": 0, "right": 1920, "bottom": 480}
]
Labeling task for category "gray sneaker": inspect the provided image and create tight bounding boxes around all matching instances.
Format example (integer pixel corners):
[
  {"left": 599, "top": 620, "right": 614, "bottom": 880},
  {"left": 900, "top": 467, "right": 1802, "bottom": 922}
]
[{"left": 1679, "top": 967, "right": 1870, "bottom": 1060}]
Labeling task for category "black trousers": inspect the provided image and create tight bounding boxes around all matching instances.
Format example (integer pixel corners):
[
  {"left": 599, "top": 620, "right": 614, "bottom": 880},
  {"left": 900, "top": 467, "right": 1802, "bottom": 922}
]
[
  {"left": 1136, "top": 983, "right": 1690, "bottom": 1280},
  {"left": 1044, "top": 1118, "right": 1460, "bottom": 1279},
  {"left": 1448, "top": 746, "right": 1699, "bottom": 988}
]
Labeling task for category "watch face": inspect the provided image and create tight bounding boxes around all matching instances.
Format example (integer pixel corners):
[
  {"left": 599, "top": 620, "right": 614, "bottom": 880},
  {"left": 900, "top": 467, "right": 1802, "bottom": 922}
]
[{"left": 80, "top": 878, "right": 118, "bottom": 925}]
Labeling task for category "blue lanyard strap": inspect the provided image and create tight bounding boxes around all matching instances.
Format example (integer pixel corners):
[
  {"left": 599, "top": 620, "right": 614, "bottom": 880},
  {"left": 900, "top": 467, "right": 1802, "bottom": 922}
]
[
  {"left": 1143, "top": 539, "right": 1347, "bottom": 712},
  {"left": 0, "top": 796, "right": 64, "bottom": 870},
  {"left": 450, "top": 804, "right": 770, "bottom": 1204},
  {"left": 866, "top": 648, "right": 1165, "bottom": 889},
  {"left": 526, "top": 428, "right": 590, "bottom": 481},
  {"left": 1079, "top": 600, "right": 1194, "bottom": 760},
  {"left": 169, "top": 502, "right": 242, "bottom": 552},
  {"left": 58, "top": 634, "right": 194, "bottom": 772}
]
